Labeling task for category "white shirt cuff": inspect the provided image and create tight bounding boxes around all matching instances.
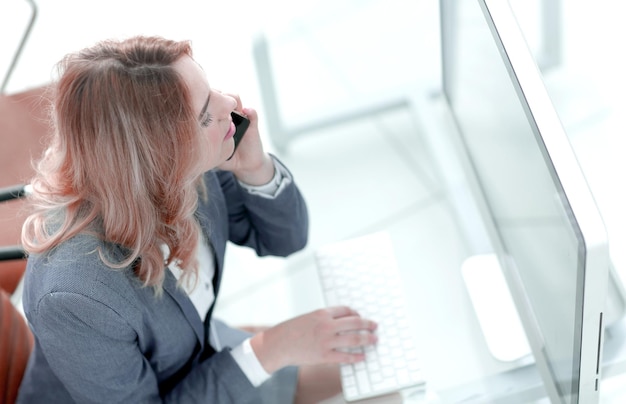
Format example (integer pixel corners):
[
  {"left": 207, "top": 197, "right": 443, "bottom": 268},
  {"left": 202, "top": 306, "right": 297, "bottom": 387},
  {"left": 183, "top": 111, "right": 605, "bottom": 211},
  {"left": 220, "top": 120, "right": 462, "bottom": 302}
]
[
  {"left": 230, "top": 337, "right": 272, "bottom": 387},
  {"left": 237, "top": 157, "right": 292, "bottom": 199}
]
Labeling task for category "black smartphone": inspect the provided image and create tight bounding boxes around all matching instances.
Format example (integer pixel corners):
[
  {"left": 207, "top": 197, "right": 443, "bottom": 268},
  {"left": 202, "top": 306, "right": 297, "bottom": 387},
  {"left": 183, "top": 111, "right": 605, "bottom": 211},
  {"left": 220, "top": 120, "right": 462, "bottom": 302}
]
[{"left": 228, "top": 111, "right": 250, "bottom": 160}]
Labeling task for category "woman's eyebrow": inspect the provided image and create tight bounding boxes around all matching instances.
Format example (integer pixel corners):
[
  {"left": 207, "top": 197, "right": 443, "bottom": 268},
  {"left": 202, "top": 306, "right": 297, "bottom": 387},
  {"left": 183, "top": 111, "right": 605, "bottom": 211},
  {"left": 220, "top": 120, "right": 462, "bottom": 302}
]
[{"left": 198, "top": 92, "right": 211, "bottom": 119}]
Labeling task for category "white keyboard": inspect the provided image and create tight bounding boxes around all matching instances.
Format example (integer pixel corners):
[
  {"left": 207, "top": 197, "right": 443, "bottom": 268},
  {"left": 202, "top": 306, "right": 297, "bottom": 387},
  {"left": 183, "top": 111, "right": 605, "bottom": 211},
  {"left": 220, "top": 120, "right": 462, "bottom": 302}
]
[{"left": 315, "top": 232, "right": 425, "bottom": 402}]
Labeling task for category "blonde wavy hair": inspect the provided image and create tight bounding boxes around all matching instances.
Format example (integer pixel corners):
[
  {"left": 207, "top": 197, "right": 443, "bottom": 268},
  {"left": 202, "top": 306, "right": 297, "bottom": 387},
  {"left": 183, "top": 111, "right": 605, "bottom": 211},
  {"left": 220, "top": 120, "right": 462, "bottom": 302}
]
[{"left": 22, "top": 36, "right": 208, "bottom": 292}]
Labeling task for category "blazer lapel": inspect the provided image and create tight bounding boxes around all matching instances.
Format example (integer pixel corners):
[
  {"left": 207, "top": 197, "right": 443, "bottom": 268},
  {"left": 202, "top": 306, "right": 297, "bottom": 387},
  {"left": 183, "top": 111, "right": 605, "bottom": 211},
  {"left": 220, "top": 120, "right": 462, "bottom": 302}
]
[{"left": 161, "top": 269, "right": 205, "bottom": 348}]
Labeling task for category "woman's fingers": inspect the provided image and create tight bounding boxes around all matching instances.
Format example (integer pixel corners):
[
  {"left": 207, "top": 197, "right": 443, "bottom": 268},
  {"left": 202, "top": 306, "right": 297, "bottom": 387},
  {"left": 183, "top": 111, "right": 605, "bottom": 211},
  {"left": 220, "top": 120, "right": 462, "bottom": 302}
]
[
  {"left": 336, "top": 332, "right": 377, "bottom": 352},
  {"left": 327, "top": 349, "right": 367, "bottom": 364},
  {"left": 334, "top": 316, "right": 378, "bottom": 334},
  {"left": 322, "top": 306, "right": 379, "bottom": 358},
  {"left": 326, "top": 305, "right": 359, "bottom": 319},
  {"left": 324, "top": 306, "right": 378, "bottom": 333}
]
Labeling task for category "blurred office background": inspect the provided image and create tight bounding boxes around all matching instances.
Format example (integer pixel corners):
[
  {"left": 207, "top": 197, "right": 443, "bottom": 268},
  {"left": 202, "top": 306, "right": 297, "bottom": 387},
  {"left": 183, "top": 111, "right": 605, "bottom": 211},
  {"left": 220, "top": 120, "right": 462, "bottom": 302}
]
[{"left": 2, "top": 0, "right": 626, "bottom": 402}]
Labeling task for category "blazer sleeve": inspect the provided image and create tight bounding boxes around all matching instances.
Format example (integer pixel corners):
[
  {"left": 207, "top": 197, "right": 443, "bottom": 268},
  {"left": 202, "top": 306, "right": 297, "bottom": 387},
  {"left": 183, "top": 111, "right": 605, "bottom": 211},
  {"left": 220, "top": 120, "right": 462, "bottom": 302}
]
[
  {"left": 217, "top": 156, "right": 309, "bottom": 257},
  {"left": 28, "top": 291, "right": 259, "bottom": 403}
]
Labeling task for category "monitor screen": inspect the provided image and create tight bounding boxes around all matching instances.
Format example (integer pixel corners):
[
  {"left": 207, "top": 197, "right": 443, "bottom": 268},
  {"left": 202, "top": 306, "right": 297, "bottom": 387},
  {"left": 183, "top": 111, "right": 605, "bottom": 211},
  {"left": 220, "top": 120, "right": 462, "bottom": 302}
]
[{"left": 440, "top": 0, "right": 609, "bottom": 402}]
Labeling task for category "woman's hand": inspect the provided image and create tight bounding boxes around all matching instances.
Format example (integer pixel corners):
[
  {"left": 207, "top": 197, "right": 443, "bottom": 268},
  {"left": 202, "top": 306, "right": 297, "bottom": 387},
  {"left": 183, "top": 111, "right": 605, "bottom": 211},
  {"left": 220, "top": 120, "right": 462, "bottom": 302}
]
[
  {"left": 250, "top": 306, "right": 378, "bottom": 374},
  {"left": 217, "top": 93, "right": 274, "bottom": 185}
]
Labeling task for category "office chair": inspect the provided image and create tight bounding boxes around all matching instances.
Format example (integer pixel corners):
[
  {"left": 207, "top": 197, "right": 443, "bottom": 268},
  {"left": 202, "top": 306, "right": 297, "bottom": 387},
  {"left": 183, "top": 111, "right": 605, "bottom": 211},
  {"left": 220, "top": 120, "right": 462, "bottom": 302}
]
[
  {"left": 0, "top": 5, "right": 48, "bottom": 392},
  {"left": 0, "top": 183, "right": 29, "bottom": 301},
  {"left": 0, "top": 185, "right": 32, "bottom": 404},
  {"left": 0, "top": 185, "right": 28, "bottom": 294},
  {"left": 0, "top": 185, "right": 28, "bottom": 255},
  {"left": 0, "top": 287, "right": 33, "bottom": 404},
  {"left": 0, "top": 81, "right": 50, "bottom": 294}
]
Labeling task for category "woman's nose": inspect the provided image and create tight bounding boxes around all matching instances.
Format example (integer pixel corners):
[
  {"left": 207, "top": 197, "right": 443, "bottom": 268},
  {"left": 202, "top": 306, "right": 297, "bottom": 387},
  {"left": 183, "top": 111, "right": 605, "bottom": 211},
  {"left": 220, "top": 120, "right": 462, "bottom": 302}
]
[{"left": 226, "top": 95, "right": 238, "bottom": 111}]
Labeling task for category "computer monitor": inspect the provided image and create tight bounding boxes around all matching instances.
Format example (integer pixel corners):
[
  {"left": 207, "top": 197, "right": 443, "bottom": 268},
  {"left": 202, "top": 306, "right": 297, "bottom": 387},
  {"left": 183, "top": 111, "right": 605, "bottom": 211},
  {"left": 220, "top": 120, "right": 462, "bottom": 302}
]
[{"left": 439, "top": 0, "right": 609, "bottom": 402}]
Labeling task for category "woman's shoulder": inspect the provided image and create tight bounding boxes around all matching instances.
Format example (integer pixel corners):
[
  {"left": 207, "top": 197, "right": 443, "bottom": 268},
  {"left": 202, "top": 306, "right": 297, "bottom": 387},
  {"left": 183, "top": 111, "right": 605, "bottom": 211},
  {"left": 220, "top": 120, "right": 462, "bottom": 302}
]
[
  {"left": 23, "top": 232, "right": 140, "bottom": 306},
  {"left": 29, "top": 231, "right": 125, "bottom": 271}
]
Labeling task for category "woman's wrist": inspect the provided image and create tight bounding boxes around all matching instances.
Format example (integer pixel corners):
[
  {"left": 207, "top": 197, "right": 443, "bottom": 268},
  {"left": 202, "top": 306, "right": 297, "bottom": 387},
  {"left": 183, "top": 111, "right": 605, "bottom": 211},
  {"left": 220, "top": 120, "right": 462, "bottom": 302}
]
[
  {"left": 250, "top": 329, "right": 284, "bottom": 374},
  {"left": 233, "top": 153, "right": 275, "bottom": 186}
]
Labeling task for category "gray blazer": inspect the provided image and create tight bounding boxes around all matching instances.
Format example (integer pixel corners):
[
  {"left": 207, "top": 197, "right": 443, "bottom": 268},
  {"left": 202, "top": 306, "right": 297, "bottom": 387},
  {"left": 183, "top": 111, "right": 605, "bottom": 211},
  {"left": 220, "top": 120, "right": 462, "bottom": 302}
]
[{"left": 17, "top": 162, "right": 309, "bottom": 404}]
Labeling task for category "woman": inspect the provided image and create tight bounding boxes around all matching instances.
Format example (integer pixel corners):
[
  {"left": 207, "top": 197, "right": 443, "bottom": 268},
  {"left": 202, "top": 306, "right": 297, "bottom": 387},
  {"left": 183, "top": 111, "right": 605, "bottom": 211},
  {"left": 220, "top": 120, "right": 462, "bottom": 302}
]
[{"left": 17, "top": 36, "right": 377, "bottom": 403}]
